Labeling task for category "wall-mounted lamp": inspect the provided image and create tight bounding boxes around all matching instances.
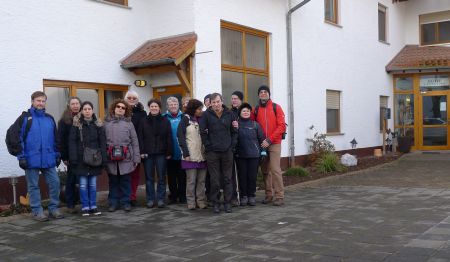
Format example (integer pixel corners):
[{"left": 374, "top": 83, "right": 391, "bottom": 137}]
[
  {"left": 134, "top": 80, "right": 147, "bottom": 87},
  {"left": 350, "top": 138, "right": 358, "bottom": 149}
]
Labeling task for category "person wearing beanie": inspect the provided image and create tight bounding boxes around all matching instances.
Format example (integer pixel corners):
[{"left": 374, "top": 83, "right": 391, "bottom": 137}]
[
  {"left": 236, "top": 103, "right": 265, "bottom": 206},
  {"left": 253, "top": 85, "right": 286, "bottom": 206},
  {"left": 229, "top": 90, "right": 243, "bottom": 206}
]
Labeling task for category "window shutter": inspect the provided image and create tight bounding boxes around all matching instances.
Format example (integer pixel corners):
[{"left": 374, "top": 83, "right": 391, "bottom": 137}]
[
  {"left": 420, "top": 10, "right": 450, "bottom": 24},
  {"left": 327, "top": 90, "right": 340, "bottom": 110}
]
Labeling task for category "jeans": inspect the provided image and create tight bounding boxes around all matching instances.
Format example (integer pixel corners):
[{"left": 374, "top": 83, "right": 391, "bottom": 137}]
[
  {"left": 108, "top": 173, "right": 131, "bottom": 208},
  {"left": 65, "top": 166, "right": 78, "bottom": 208},
  {"left": 167, "top": 159, "right": 186, "bottom": 202},
  {"left": 143, "top": 154, "right": 166, "bottom": 203},
  {"left": 79, "top": 175, "right": 97, "bottom": 211},
  {"left": 25, "top": 168, "right": 60, "bottom": 215},
  {"left": 236, "top": 157, "right": 259, "bottom": 198},
  {"left": 206, "top": 150, "right": 233, "bottom": 205}
]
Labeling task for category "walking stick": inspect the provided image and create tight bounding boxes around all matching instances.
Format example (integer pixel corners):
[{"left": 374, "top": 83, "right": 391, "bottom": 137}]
[{"left": 234, "top": 160, "right": 240, "bottom": 206}]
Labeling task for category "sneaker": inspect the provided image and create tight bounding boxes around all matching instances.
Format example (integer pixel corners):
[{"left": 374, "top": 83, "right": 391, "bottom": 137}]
[
  {"left": 213, "top": 204, "right": 221, "bottom": 214},
  {"left": 130, "top": 200, "right": 137, "bottom": 207},
  {"left": 90, "top": 208, "right": 102, "bottom": 216},
  {"left": 157, "top": 200, "right": 165, "bottom": 208},
  {"left": 273, "top": 198, "right": 285, "bottom": 206},
  {"left": 187, "top": 204, "right": 196, "bottom": 210},
  {"left": 240, "top": 196, "right": 248, "bottom": 206},
  {"left": 248, "top": 197, "right": 256, "bottom": 206},
  {"left": 124, "top": 206, "right": 131, "bottom": 212},
  {"left": 146, "top": 202, "right": 155, "bottom": 208},
  {"left": 224, "top": 203, "right": 232, "bottom": 213},
  {"left": 261, "top": 197, "right": 273, "bottom": 204},
  {"left": 81, "top": 210, "right": 90, "bottom": 217},
  {"left": 108, "top": 206, "right": 117, "bottom": 212},
  {"left": 32, "top": 213, "right": 49, "bottom": 222},
  {"left": 49, "top": 210, "right": 64, "bottom": 219},
  {"left": 197, "top": 202, "right": 208, "bottom": 209}
]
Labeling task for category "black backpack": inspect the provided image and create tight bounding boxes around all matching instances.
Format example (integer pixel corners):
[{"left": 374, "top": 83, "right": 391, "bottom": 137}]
[
  {"left": 5, "top": 111, "right": 33, "bottom": 156},
  {"left": 253, "top": 103, "right": 287, "bottom": 140}
]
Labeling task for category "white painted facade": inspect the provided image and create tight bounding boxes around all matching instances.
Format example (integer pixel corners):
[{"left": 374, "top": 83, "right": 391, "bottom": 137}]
[{"left": 0, "top": 0, "right": 449, "bottom": 178}]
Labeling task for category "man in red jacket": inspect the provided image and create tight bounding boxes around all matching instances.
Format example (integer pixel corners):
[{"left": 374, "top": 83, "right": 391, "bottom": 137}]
[{"left": 253, "top": 85, "right": 286, "bottom": 206}]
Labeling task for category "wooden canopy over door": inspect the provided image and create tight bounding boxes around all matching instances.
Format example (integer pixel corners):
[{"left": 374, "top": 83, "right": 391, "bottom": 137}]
[{"left": 120, "top": 32, "right": 197, "bottom": 96}]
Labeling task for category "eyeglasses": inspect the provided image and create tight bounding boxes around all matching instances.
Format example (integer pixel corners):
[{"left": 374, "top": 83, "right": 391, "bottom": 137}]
[
  {"left": 127, "top": 97, "right": 137, "bottom": 100},
  {"left": 116, "top": 105, "right": 127, "bottom": 110}
]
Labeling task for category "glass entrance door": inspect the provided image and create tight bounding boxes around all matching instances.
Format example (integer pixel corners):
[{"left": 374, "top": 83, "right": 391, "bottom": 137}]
[
  {"left": 152, "top": 85, "right": 186, "bottom": 113},
  {"left": 419, "top": 92, "right": 449, "bottom": 149}
]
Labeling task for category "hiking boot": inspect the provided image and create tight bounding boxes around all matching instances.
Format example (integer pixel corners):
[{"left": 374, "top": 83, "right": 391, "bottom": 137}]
[
  {"left": 197, "top": 202, "right": 208, "bottom": 209},
  {"left": 49, "top": 210, "right": 64, "bottom": 219},
  {"left": 187, "top": 204, "right": 196, "bottom": 210},
  {"left": 273, "top": 198, "right": 285, "bottom": 206},
  {"left": 261, "top": 197, "right": 273, "bottom": 204},
  {"left": 224, "top": 203, "right": 232, "bottom": 213},
  {"left": 108, "top": 206, "right": 117, "bottom": 212},
  {"left": 124, "top": 206, "right": 131, "bottom": 212},
  {"left": 240, "top": 196, "right": 248, "bottom": 206},
  {"left": 90, "top": 208, "right": 102, "bottom": 216},
  {"left": 81, "top": 210, "right": 90, "bottom": 217},
  {"left": 157, "top": 200, "right": 165, "bottom": 208},
  {"left": 231, "top": 199, "right": 239, "bottom": 207},
  {"left": 32, "top": 213, "right": 49, "bottom": 222},
  {"left": 248, "top": 197, "right": 256, "bottom": 206},
  {"left": 213, "top": 204, "right": 221, "bottom": 214},
  {"left": 66, "top": 207, "right": 77, "bottom": 214},
  {"left": 130, "top": 200, "right": 137, "bottom": 207},
  {"left": 146, "top": 202, "right": 154, "bottom": 208}
]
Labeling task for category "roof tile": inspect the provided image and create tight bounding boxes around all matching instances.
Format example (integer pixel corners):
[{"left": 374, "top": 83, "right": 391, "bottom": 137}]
[{"left": 386, "top": 45, "right": 450, "bottom": 72}]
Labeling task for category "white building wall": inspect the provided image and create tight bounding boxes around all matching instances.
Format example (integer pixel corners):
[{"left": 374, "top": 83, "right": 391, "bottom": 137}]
[
  {"left": 290, "top": 0, "right": 407, "bottom": 155},
  {"left": 404, "top": 0, "right": 450, "bottom": 45},
  {"left": 193, "top": 0, "right": 290, "bottom": 155}
]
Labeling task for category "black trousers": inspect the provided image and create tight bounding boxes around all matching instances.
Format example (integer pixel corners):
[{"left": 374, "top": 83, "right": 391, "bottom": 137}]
[
  {"left": 206, "top": 150, "right": 233, "bottom": 205},
  {"left": 167, "top": 159, "right": 186, "bottom": 202},
  {"left": 236, "top": 157, "right": 259, "bottom": 198}
]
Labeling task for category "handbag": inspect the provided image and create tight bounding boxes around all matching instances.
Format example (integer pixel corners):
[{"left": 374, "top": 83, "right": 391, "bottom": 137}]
[
  {"left": 79, "top": 127, "right": 102, "bottom": 167},
  {"left": 107, "top": 145, "right": 128, "bottom": 161}
]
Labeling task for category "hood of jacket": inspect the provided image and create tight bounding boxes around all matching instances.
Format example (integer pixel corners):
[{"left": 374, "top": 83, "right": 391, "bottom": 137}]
[{"left": 73, "top": 113, "right": 103, "bottom": 128}]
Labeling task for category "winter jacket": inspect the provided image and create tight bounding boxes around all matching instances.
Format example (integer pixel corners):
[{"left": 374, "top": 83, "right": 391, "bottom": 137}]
[
  {"left": 252, "top": 99, "right": 286, "bottom": 145},
  {"left": 177, "top": 114, "right": 205, "bottom": 162},
  {"left": 104, "top": 115, "right": 141, "bottom": 175},
  {"left": 138, "top": 114, "right": 173, "bottom": 157},
  {"left": 131, "top": 103, "right": 147, "bottom": 131},
  {"left": 199, "top": 106, "right": 238, "bottom": 153},
  {"left": 17, "top": 107, "right": 60, "bottom": 169},
  {"left": 237, "top": 118, "right": 265, "bottom": 158},
  {"left": 164, "top": 110, "right": 183, "bottom": 160},
  {"left": 68, "top": 114, "right": 107, "bottom": 176}
]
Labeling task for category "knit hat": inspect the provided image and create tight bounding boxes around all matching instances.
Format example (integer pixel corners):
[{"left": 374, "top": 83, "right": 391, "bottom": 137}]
[
  {"left": 238, "top": 102, "right": 253, "bottom": 117},
  {"left": 258, "top": 85, "right": 271, "bottom": 96},
  {"left": 231, "top": 91, "right": 244, "bottom": 101}
]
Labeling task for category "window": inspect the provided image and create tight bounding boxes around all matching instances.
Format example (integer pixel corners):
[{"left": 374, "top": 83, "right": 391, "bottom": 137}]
[
  {"left": 378, "top": 4, "right": 387, "bottom": 42},
  {"left": 103, "top": 0, "right": 128, "bottom": 6},
  {"left": 221, "top": 21, "right": 269, "bottom": 107},
  {"left": 326, "top": 90, "right": 341, "bottom": 133},
  {"left": 325, "top": 0, "right": 338, "bottom": 24},
  {"left": 394, "top": 75, "right": 415, "bottom": 143},
  {"left": 44, "top": 80, "right": 129, "bottom": 120},
  {"left": 420, "top": 10, "right": 450, "bottom": 45},
  {"left": 380, "top": 96, "right": 389, "bottom": 131}
]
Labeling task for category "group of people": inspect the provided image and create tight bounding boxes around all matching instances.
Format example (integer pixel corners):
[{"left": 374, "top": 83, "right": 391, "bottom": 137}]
[{"left": 7, "top": 85, "right": 286, "bottom": 221}]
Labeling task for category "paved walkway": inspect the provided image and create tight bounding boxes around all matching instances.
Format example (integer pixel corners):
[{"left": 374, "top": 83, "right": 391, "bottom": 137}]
[{"left": 1, "top": 152, "right": 450, "bottom": 262}]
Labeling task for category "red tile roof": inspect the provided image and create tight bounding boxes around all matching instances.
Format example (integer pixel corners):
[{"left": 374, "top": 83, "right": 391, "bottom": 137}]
[
  {"left": 121, "top": 32, "right": 197, "bottom": 69},
  {"left": 386, "top": 45, "right": 450, "bottom": 72}
]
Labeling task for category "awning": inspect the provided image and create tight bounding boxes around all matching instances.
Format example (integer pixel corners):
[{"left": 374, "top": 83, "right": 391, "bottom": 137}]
[
  {"left": 386, "top": 45, "right": 450, "bottom": 73},
  {"left": 120, "top": 32, "right": 197, "bottom": 94}
]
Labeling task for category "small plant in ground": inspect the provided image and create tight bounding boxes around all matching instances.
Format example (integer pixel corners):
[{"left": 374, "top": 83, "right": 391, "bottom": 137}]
[
  {"left": 306, "top": 125, "right": 336, "bottom": 165},
  {"left": 283, "top": 166, "right": 310, "bottom": 177},
  {"left": 315, "top": 152, "right": 347, "bottom": 173}
]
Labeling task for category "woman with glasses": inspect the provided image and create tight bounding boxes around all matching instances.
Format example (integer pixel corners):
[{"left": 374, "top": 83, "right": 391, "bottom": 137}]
[
  {"left": 124, "top": 91, "right": 147, "bottom": 206},
  {"left": 68, "top": 101, "right": 106, "bottom": 216},
  {"left": 138, "top": 99, "right": 172, "bottom": 208},
  {"left": 104, "top": 99, "right": 140, "bottom": 212}
]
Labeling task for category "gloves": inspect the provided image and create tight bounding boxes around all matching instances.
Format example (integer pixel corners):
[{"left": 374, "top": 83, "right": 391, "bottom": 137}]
[{"left": 19, "top": 159, "right": 28, "bottom": 170}]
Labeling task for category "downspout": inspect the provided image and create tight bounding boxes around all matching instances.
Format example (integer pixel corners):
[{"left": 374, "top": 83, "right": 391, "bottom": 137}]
[{"left": 287, "top": 0, "right": 311, "bottom": 167}]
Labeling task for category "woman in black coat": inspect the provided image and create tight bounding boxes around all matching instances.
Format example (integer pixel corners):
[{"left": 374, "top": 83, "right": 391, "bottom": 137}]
[
  {"left": 68, "top": 101, "right": 107, "bottom": 216},
  {"left": 58, "top": 96, "right": 81, "bottom": 212},
  {"left": 138, "top": 99, "right": 172, "bottom": 208}
]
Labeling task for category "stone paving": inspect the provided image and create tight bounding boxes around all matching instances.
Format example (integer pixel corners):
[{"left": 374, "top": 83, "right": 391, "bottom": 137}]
[{"left": 0, "top": 152, "right": 450, "bottom": 262}]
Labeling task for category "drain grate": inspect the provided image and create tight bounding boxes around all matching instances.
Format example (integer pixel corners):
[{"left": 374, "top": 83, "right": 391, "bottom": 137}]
[{"left": 422, "top": 152, "right": 441, "bottom": 154}]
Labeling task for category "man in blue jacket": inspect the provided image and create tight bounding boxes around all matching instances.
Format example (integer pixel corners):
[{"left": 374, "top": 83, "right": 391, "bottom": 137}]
[{"left": 16, "top": 91, "right": 64, "bottom": 221}]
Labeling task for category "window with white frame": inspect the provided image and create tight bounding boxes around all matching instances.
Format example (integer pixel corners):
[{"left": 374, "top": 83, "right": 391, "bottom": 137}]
[{"left": 327, "top": 90, "right": 341, "bottom": 133}]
